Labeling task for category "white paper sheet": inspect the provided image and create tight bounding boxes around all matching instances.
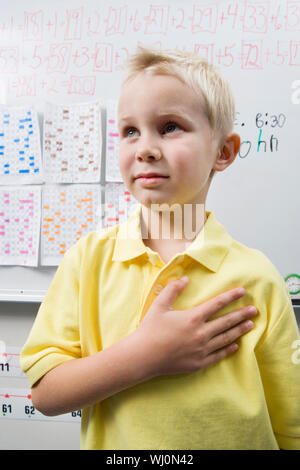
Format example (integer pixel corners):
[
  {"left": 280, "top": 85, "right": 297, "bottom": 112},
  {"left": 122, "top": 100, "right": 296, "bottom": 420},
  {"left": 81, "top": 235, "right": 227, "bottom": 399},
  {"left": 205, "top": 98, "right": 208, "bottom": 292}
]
[
  {"left": 0, "top": 106, "right": 43, "bottom": 184},
  {"left": 41, "top": 184, "right": 101, "bottom": 265},
  {"left": 105, "top": 99, "right": 122, "bottom": 182},
  {"left": 43, "top": 101, "right": 102, "bottom": 183},
  {"left": 0, "top": 186, "right": 41, "bottom": 266},
  {"left": 104, "top": 182, "right": 139, "bottom": 228}
]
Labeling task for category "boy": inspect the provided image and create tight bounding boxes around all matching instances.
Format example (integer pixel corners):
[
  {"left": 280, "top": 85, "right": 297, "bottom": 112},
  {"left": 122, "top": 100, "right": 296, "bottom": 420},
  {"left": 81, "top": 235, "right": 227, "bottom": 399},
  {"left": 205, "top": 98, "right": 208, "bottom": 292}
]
[{"left": 20, "top": 47, "right": 300, "bottom": 450}]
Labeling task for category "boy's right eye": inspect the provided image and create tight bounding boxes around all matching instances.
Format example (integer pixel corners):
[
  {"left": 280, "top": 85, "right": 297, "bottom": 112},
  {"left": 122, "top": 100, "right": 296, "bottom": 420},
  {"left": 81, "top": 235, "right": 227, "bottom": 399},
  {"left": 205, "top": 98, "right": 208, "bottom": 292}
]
[{"left": 126, "top": 127, "right": 139, "bottom": 138}]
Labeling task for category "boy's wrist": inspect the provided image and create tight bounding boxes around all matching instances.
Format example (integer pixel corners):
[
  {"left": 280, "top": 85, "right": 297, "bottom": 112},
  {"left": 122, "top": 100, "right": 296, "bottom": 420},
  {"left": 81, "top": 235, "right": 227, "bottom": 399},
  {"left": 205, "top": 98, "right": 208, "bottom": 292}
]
[{"left": 128, "top": 329, "right": 159, "bottom": 382}]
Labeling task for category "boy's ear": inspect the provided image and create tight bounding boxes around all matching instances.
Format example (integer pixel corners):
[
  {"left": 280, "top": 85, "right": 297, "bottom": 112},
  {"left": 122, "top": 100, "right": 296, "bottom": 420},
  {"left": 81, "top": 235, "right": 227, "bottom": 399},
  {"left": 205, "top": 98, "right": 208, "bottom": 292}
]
[{"left": 213, "top": 133, "right": 241, "bottom": 172}]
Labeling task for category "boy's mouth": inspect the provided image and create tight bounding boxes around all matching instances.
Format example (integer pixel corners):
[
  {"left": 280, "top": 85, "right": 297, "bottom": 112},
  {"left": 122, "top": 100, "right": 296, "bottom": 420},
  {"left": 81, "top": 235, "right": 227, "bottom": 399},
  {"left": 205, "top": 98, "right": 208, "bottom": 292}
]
[
  {"left": 135, "top": 176, "right": 169, "bottom": 186},
  {"left": 135, "top": 172, "right": 169, "bottom": 179}
]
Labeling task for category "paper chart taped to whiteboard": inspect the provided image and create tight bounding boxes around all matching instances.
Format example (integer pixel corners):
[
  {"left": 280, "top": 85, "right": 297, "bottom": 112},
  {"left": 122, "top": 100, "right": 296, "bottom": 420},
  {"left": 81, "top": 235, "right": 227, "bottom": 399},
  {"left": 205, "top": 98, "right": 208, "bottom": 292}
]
[
  {"left": 41, "top": 184, "right": 101, "bottom": 265},
  {"left": 0, "top": 106, "right": 43, "bottom": 184},
  {"left": 0, "top": 185, "right": 41, "bottom": 266},
  {"left": 105, "top": 100, "right": 122, "bottom": 182},
  {"left": 43, "top": 101, "right": 102, "bottom": 183},
  {"left": 104, "top": 183, "right": 139, "bottom": 228}
]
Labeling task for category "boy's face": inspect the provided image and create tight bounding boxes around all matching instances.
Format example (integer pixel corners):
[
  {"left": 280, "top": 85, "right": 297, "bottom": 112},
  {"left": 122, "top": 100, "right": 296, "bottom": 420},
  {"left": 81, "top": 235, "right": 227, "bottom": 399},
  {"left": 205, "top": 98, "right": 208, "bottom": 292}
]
[{"left": 117, "top": 72, "right": 220, "bottom": 209}]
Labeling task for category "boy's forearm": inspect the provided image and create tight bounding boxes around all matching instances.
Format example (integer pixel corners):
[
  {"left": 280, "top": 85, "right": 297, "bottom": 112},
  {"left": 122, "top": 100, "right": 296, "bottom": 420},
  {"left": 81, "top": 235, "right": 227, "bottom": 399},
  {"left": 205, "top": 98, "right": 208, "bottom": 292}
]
[{"left": 31, "top": 330, "right": 154, "bottom": 416}]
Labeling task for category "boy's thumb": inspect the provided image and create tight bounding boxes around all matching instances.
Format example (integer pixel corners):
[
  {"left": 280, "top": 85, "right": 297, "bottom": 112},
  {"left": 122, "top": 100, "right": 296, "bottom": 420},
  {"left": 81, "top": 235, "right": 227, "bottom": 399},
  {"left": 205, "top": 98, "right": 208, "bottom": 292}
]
[{"left": 157, "top": 276, "right": 189, "bottom": 310}]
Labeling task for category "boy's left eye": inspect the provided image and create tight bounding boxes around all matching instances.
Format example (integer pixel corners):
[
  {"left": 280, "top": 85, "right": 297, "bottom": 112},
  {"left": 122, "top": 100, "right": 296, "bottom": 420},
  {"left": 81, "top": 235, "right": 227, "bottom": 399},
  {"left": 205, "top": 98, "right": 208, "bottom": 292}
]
[{"left": 162, "top": 122, "right": 180, "bottom": 134}]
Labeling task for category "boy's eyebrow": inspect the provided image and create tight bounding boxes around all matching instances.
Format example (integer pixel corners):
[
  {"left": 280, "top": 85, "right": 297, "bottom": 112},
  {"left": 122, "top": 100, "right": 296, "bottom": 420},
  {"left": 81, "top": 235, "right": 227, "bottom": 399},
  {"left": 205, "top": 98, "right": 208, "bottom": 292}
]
[
  {"left": 157, "top": 111, "right": 194, "bottom": 122},
  {"left": 118, "top": 110, "right": 194, "bottom": 125}
]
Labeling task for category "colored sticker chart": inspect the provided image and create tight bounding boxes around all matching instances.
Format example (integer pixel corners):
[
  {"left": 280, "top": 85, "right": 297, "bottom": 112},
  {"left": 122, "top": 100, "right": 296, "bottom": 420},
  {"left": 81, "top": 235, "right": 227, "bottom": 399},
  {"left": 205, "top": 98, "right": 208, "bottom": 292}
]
[
  {"left": 0, "top": 388, "right": 81, "bottom": 423},
  {"left": 43, "top": 101, "right": 102, "bottom": 183},
  {"left": 0, "top": 346, "right": 26, "bottom": 378},
  {"left": 41, "top": 184, "right": 101, "bottom": 265},
  {"left": 0, "top": 186, "right": 41, "bottom": 266},
  {"left": 104, "top": 183, "right": 139, "bottom": 228},
  {"left": 106, "top": 100, "right": 122, "bottom": 182},
  {"left": 0, "top": 106, "right": 43, "bottom": 184}
]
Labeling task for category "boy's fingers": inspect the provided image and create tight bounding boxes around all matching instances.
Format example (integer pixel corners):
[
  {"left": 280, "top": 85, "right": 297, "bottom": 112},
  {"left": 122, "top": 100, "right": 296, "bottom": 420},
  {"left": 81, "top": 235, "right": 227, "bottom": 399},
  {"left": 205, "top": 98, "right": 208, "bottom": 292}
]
[
  {"left": 205, "top": 319, "right": 254, "bottom": 356},
  {"left": 195, "top": 288, "right": 246, "bottom": 322},
  {"left": 154, "top": 277, "right": 189, "bottom": 311},
  {"left": 199, "top": 343, "right": 239, "bottom": 370},
  {"left": 204, "top": 306, "right": 257, "bottom": 340}
]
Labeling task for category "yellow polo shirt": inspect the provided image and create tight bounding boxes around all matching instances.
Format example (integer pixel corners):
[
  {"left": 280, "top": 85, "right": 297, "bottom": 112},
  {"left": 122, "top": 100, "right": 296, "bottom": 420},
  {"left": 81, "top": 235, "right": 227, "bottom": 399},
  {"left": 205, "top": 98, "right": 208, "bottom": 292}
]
[{"left": 20, "top": 205, "right": 300, "bottom": 450}]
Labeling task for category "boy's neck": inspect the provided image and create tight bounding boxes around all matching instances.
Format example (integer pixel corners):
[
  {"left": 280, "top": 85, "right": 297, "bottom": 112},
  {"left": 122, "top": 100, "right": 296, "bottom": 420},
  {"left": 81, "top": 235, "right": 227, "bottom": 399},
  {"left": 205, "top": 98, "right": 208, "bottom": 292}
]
[{"left": 140, "top": 203, "right": 206, "bottom": 244}]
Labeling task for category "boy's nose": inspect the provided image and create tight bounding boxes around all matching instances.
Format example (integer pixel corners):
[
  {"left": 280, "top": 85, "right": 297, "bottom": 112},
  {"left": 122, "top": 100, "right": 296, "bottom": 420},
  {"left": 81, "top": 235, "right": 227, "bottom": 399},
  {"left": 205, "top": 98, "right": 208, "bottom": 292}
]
[
  {"left": 135, "top": 139, "right": 162, "bottom": 161},
  {"left": 135, "top": 147, "right": 162, "bottom": 161}
]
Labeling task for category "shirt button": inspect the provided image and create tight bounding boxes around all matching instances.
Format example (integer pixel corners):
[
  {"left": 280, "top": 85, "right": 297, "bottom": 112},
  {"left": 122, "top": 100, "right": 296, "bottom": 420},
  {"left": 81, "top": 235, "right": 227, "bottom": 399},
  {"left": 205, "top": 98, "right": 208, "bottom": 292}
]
[
  {"left": 149, "top": 256, "right": 156, "bottom": 265},
  {"left": 154, "top": 284, "right": 164, "bottom": 295}
]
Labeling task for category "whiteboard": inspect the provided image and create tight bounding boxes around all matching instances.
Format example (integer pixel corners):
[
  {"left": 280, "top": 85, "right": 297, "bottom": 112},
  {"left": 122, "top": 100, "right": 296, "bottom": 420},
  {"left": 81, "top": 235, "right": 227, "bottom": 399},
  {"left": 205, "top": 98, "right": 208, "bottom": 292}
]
[{"left": 0, "top": 0, "right": 299, "bottom": 302}]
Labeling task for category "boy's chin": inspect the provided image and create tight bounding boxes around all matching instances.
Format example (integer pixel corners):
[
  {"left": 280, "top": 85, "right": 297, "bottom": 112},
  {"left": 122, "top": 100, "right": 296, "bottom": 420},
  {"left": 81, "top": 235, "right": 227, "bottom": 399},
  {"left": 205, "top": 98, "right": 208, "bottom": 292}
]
[
  {"left": 131, "top": 189, "right": 186, "bottom": 209},
  {"left": 139, "top": 200, "right": 184, "bottom": 212}
]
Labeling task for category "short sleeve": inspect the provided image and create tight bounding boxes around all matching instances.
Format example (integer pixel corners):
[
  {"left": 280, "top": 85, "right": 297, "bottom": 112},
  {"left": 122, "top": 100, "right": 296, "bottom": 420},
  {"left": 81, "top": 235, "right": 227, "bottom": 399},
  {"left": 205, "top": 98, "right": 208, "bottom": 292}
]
[
  {"left": 19, "top": 243, "right": 82, "bottom": 387},
  {"left": 256, "top": 297, "right": 300, "bottom": 450}
]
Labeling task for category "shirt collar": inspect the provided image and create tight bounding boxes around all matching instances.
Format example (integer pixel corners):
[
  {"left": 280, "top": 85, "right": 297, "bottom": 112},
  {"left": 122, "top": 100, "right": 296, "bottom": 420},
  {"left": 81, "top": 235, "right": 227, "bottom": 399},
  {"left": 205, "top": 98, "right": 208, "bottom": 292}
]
[{"left": 112, "top": 203, "right": 232, "bottom": 272}]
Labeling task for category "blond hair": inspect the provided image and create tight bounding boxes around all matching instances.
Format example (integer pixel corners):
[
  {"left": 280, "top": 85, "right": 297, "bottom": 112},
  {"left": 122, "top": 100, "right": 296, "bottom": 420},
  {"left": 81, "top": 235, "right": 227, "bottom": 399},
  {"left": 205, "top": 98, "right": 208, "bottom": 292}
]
[{"left": 121, "top": 46, "right": 236, "bottom": 148}]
